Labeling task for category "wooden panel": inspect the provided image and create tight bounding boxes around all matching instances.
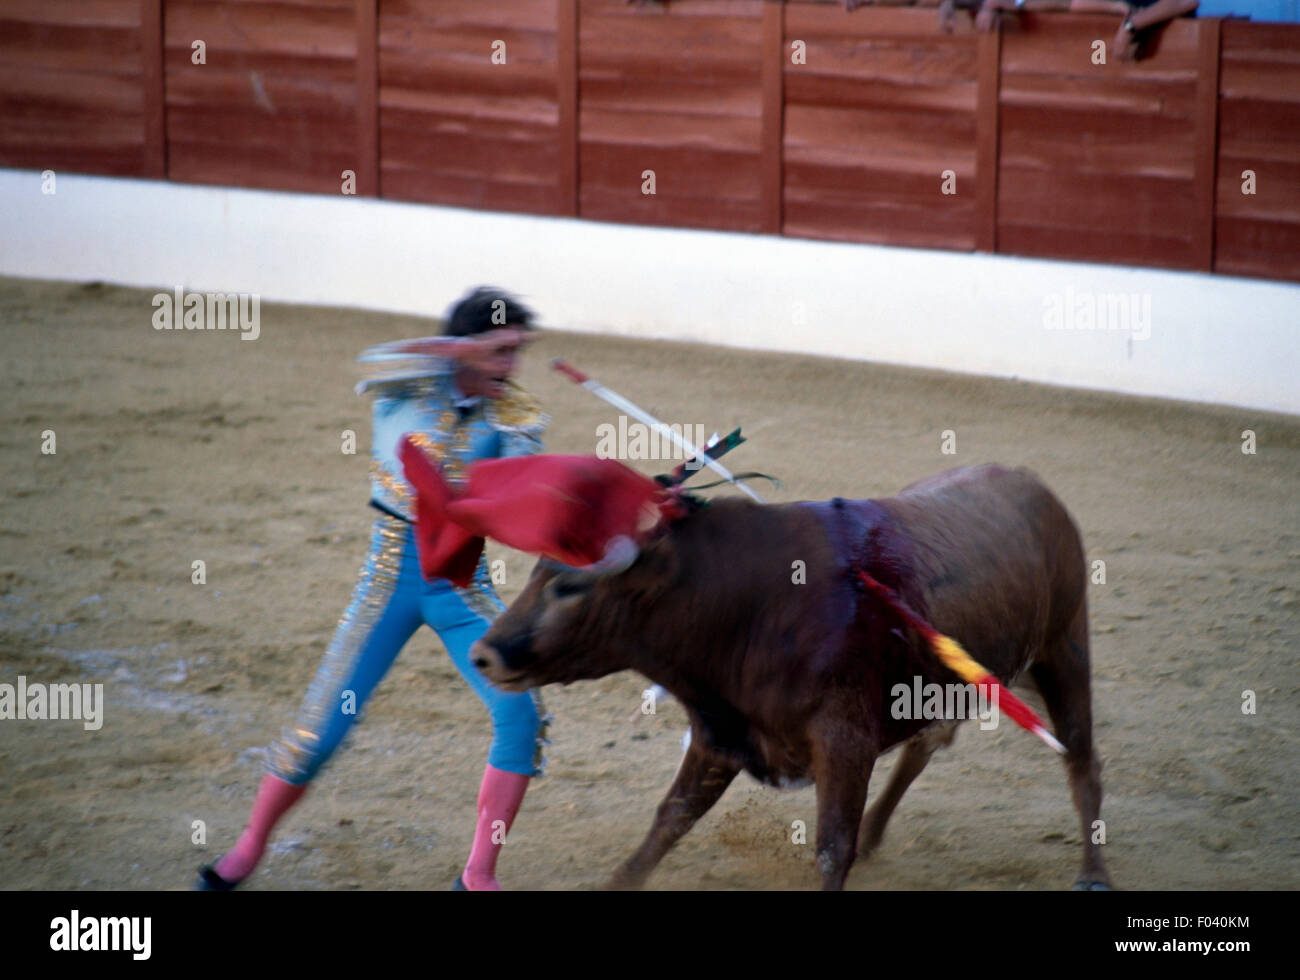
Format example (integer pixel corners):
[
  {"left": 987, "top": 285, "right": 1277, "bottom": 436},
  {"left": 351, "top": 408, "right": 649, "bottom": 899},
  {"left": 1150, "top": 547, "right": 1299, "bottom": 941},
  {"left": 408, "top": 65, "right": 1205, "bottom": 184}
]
[
  {"left": 1215, "top": 20, "right": 1300, "bottom": 282},
  {"left": 164, "top": 0, "right": 359, "bottom": 193},
  {"left": 167, "top": 140, "right": 354, "bottom": 194},
  {"left": 0, "top": 0, "right": 147, "bottom": 176},
  {"left": 142, "top": 0, "right": 165, "bottom": 178},
  {"left": 761, "top": 0, "right": 784, "bottom": 234},
  {"left": 557, "top": 0, "right": 577, "bottom": 216},
  {"left": 356, "top": 0, "right": 378, "bottom": 196},
  {"left": 782, "top": 4, "right": 978, "bottom": 250},
  {"left": 577, "top": 0, "right": 764, "bottom": 231},
  {"left": 786, "top": 4, "right": 962, "bottom": 39},
  {"left": 995, "top": 13, "right": 1204, "bottom": 269},
  {"left": 378, "top": 0, "right": 561, "bottom": 214},
  {"left": 1192, "top": 20, "right": 1220, "bottom": 271},
  {"left": 975, "top": 29, "right": 999, "bottom": 253}
]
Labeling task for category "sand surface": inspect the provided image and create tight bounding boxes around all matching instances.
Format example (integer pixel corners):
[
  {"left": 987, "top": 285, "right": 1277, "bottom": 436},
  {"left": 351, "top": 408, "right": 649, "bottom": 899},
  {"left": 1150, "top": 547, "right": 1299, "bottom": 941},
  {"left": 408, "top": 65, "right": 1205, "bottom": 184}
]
[{"left": 0, "top": 276, "right": 1296, "bottom": 890}]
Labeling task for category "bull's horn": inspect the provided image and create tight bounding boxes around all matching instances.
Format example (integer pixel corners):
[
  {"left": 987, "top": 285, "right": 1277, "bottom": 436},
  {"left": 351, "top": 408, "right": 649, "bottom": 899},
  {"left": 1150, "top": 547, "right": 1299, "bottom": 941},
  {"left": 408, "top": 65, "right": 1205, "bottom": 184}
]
[{"left": 575, "top": 535, "right": 640, "bottom": 577}]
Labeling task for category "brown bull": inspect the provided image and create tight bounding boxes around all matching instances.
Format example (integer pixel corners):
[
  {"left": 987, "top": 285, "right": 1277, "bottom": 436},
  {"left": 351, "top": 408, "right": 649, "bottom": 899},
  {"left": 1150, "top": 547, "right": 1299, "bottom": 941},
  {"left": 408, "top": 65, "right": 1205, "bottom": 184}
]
[{"left": 473, "top": 464, "right": 1109, "bottom": 890}]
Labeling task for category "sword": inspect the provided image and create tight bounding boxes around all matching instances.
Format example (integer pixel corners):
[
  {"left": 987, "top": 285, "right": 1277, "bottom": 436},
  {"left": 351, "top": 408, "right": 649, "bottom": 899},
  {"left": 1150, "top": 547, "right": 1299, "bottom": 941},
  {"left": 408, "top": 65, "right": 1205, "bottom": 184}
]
[{"left": 550, "top": 358, "right": 765, "bottom": 503}]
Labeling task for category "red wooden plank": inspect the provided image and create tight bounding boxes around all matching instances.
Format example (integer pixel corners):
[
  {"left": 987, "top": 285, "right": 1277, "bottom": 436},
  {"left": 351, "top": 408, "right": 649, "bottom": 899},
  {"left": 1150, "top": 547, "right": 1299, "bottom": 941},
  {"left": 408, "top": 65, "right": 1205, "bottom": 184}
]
[
  {"left": 0, "top": 143, "right": 145, "bottom": 176},
  {"left": 168, "top": 139, "right": 354, "bottom": 193},
  {"left": 3, "top": 0, "right": 140, "bottom": 28},
  {"left": 999, "top": 74, "right": 1196, "bottom": 120},
  {"left": 998, "top": 223, "right": 1197, "bottom": 270},
  {"left": 580, "top": 107, "right": 760, "bottom": 153},
  {"left": 1192, "top": 19, "right": 1220, "bottom": 272},
  {"left": 380, "top": 87, "right": 557, "bottom": 126},
  {"left": 761, "top": 0, "right": 783, "bottom": 235},
  {"left": 999, "top": 166, "right": 1196, "bottom": 234},
  {"left": 785, "top": 104, "right": 975, "bottom": 157},
  {"left": 357, "top": 0, "right": 378, "bottom": 196},
  {"left": 999, "top": 105, "right": 1196, "bottom": 169},
  {"left": 557, "top": 0, "right": 577, "bottom": 216},
  {"left": 1000, "top": 13, "right": 1200, "bottom": 75},
  {"left": 163, "top": 47, "right": 358, "bottom": 83},
  {"left": 1218, "top": 98, "right": 1300, "bottom": 148},
  {"left": 0, "top": 21, "right": 141, "bottom": 73},
  {"left": 785, "top": 5, "right": 955, "bottom": 39},
  {"left": 142, "top": 0, "right": 165, "bottom": 178},
  {"left": 785, "top": 140, "right": 976, "bottom": 176},
  {"left": 580, "top": 75, "right": 759, "bottom": 117},
  {"left": 167, "top": 108, "right": 356, "bottom": 153},
  {"left": 580, "top": 143, "right": 761, "bottom": 202},
  {"left": 164, "top": 2, "right": 357, "bottom": 58},
  {"left": 1213, "top": 217, "right": 1300, "bottom": 282},
  {"left": 0, "top": 64, "right": 144, "bottom": 109},
  {"left": 579, "top": 185, "right": 763, "bottom": 233},
  {"left": 379, "top": 23, "right": 556, "bottom": 63},
  {"left": 782, "top": 37, "right": 976, "bottom": 86},
  {"left": 383, "top": 130, "right": 559, "bottom": 184},
  {"left": 0, "top": 109, "right": 143, "bottom": 146},
  {"left": 580, "top": 0, "right": 761, "bottom": 19},
  {"left": 975, "top": 28, "right": 998, "bottom": 253},
  {"left": 383, "top": 169, "right": 562, "bottom": 216},
  {"left": 1218, "top": 58, "right": 1300, "bottom": 102},
  {"left": 1215, "top": 158, "right": 1300, "bottom": 220},
  {"left": 785, "top": 73, "right": 976, "bottom": 114},
  {"left": 380, "top": 53, "right": 558, "bottom": 100},
  {"left": 381, "top": 108, "right": 555, "bottom": 143},
  {"left": 386, "top": 0, "right": 558, "bottom": 33},
  {"left": 784, "top": 198, "right": 976, "bottom": 251},
  {"left": 579, "top": 15, "right": 761, "bottom": 67},
  {"left": 1221, "top": 20, "right": 1300, "bottom": 62},
  {"left": 165, "top": 66, "right": 358, "bottom": 111}
]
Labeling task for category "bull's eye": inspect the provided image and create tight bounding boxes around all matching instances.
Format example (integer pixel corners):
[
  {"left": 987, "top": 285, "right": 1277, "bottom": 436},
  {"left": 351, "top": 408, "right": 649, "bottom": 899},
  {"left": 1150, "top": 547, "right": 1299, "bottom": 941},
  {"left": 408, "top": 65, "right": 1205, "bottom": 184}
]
[{"left": 548, "top": 575, "right": 591, "bottom": 601}]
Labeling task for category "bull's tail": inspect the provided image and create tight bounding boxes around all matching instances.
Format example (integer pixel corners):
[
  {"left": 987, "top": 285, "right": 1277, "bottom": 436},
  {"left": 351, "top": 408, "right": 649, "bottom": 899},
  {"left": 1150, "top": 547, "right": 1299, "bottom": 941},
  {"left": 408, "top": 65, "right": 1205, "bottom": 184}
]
[{"left": 856, "top": 571, "right": 1066, "bottom": 755}]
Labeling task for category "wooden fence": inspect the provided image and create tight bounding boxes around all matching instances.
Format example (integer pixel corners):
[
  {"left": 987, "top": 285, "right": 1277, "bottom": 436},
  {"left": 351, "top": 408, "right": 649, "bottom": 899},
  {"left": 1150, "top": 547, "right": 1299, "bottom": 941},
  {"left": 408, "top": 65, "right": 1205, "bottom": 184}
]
[{"left": 1, "top": 0, "right": 1296, "bottom": 282}]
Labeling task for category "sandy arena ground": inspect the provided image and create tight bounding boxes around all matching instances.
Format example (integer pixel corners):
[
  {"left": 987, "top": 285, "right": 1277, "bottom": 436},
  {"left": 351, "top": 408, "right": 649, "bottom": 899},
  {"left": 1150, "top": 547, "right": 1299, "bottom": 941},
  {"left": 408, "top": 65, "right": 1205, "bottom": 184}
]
[{"left": 0, "top": 276, "right": 1296, "bottom": 890}]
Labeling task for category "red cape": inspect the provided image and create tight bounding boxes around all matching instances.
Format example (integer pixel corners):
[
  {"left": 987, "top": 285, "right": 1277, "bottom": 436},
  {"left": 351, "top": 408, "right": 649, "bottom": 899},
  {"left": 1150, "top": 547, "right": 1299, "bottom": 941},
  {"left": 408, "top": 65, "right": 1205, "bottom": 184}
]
[{"left": 399, "top": 438, "right": 671, "bottom": 586}]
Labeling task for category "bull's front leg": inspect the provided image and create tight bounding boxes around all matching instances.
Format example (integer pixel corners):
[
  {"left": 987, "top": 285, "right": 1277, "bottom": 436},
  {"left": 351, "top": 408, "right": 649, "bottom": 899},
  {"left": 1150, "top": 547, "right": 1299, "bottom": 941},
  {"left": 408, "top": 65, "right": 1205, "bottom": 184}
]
[
  {"left": 811, "top": 725, "right": 877, "bottom": 890},
  {"left": 603, "top": 737, "right": 739, "bottom": 890}
]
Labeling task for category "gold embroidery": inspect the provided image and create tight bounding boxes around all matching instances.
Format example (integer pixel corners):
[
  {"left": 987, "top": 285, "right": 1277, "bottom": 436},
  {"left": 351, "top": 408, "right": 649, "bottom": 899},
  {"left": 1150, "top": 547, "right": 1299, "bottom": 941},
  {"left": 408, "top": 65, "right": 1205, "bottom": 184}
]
[
  {"left": 489, "top": 381, "right": 548, "bottom": 434},
  {"left": 370, "top": 458, "right": 412, "bottom": 513},
  {"left": 268, "top": 515, "right": 407, "bottom": 783}
]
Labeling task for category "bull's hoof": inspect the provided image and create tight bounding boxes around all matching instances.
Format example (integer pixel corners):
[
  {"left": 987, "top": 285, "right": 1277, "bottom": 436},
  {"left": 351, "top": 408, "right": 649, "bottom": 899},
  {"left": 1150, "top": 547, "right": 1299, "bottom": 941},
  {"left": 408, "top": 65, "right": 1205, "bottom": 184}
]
[
  {"left": 1071, "top": 875, "right": 1112, "bottom": 891},
  {"left": 855, "top": 833, "right": 883, "bottom": 863},
  {"left": 600, "top": 872, "right": 646, "bottom": 891},
  {"left": 196, "top": 864, "right": 239, "bottom": 891}
]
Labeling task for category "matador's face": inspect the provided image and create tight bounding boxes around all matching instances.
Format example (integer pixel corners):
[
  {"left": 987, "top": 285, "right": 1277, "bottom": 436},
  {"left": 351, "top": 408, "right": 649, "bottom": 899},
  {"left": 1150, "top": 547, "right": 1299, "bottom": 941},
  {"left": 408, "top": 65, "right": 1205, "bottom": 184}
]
[{"left": 457, "top": 327, "right": 530, "bottom": 400}]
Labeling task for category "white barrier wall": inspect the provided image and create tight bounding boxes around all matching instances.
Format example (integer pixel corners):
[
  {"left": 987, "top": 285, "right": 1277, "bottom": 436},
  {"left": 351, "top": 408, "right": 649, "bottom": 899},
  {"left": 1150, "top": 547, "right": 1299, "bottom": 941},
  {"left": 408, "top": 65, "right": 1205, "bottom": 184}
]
[{"left": 2, "top": 169, "right": 1297, "bottom": 415}]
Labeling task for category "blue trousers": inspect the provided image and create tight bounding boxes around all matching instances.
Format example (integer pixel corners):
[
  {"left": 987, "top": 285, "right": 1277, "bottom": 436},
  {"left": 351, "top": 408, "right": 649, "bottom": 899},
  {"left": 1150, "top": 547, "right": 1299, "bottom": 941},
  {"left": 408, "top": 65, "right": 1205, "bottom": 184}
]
[{"left": 267, "top": 515, "right": 547, "bottom": 784}]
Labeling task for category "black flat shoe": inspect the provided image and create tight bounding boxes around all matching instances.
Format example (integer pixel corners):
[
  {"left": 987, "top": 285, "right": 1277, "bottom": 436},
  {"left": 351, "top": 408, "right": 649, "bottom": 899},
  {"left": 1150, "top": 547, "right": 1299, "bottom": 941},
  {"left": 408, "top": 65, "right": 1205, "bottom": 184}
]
[
  {"left": 451, "top": 875, "right": 467, "bottom": 891},
  {"left": 196, "top": 863, "right": 240, "bottom": 891}
]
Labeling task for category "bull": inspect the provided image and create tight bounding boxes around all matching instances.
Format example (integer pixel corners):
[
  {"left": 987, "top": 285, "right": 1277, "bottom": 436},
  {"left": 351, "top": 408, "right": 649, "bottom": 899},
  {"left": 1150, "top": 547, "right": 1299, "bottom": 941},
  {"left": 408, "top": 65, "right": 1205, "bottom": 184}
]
[{"left": 472, "top": 464, "right": 1110, "bottom": 890}]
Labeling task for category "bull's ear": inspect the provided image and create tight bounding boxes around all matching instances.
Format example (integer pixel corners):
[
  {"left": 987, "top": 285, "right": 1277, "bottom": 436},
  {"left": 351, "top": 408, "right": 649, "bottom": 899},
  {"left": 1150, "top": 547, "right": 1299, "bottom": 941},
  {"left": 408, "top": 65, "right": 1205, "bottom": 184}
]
[
  {"left": 546, "top": 572, "right": 594, "bottom": 602},
  {"left": 608, "top": 533, "right": 679, "bottom": 602}
]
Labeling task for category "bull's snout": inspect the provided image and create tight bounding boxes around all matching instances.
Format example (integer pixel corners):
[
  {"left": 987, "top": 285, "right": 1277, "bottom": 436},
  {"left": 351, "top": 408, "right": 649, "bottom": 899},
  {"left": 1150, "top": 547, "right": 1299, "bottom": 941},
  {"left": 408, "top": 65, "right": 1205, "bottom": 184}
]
[
  {"left": 470, "top": 639, "right": 502, "bottom": 674},
  {"left": 470, "top": 637, "right": 532, "bottom": 691}
]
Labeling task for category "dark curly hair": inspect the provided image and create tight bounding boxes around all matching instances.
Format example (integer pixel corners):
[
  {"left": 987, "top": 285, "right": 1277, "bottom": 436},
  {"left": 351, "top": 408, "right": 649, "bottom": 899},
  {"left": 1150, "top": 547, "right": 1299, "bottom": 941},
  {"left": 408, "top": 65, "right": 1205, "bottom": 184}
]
[{"left": 443, "top": 286, "right": 536, "bottom": 338}]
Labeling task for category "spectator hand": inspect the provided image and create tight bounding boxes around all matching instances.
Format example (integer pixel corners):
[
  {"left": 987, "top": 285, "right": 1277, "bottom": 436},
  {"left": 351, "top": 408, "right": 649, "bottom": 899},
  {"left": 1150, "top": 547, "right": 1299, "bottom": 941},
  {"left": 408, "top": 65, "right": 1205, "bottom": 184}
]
[
  {"left": 1113, "top": 21, "right": 1140, "bottom": 61},
  {"left": 975, "top": 3, "right": 1001, "bottom": 32}
]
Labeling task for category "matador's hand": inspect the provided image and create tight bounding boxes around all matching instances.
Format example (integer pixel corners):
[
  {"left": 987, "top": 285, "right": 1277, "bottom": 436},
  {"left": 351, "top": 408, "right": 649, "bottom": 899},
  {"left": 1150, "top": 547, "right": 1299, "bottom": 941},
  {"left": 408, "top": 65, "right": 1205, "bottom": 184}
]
[{"left": 359, "top": 328, "right": 533, "bottom": 363}]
